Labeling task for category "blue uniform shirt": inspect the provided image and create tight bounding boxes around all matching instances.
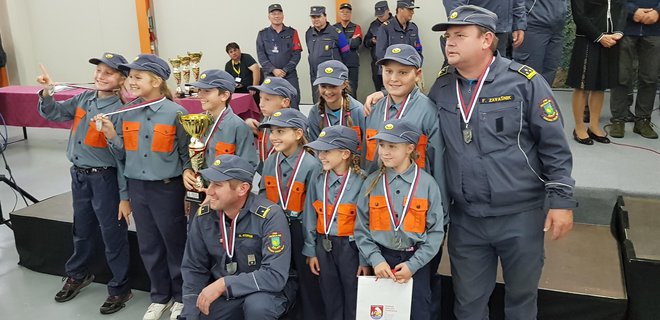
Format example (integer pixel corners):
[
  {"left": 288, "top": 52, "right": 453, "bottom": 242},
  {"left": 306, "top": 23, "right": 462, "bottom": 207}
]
[{"left": 256, "top": 25, "right": 303, "bottom": 76}]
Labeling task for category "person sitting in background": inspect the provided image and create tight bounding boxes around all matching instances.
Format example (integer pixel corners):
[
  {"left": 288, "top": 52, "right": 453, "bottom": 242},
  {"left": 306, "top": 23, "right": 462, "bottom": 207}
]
[{"left": 225, "top": 42, "right": 261, "bottom": 105}]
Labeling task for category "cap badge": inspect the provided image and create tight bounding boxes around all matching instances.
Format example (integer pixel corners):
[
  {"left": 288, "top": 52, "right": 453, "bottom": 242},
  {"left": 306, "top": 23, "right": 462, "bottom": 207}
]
[
  {"left": 200, "top": 73, "right": 207, "bottom": 80},
  {"left": 105, "top": 54, "right": 113, "bottom": 59},
  {"left": 133, "top": 56, "right": 140, "bottom": 61},
  {"left": 385, "top": 124, "right": 394, "bottom": 130},
  {"left": 324, "top": 67, "right": 334, "bottom": 74},
  {"left": 391, "top": 48, "right": 401, "bottom": 54},
  {"left": 273, "top": 111, "right": 282, "bottom": 117},
  {"left": 319, "top": 131, "right": 327, "bottom": 137},
  {"left": 264, "top": 78, "right": 272, "bottom": 84},
  {"left": 213, "top": 159, "right": 221, "bottom": 166},
  {"left": 450, "top": 11, "right": 458, "bottom": 19}
]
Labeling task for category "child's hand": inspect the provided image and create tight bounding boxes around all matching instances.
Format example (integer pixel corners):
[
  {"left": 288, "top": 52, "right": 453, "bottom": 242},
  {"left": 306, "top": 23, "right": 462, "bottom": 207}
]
[
  {"left": 183, "top": 168, "right": 199, "bottom": 190},
  {"left": 393, "top": 262, "right": 413, "bottom": 283},
  {"left": 373, "top": 262, "right": 395, "bottom": 280},
  {"left": 245, "top": 118, "right": 261, "bottom": 136},
  {"left": 356, "top": 266, "right": 372, "bottom": 276},
  {"left": 117, "top": 200, "right": 131, "bottom": 226},
  {"left": 363, "top": 91, "right": 385, "bottom": 116},
  {"left": 91, "top": 114, "right": 117, "bottom": 139},
  {"left": 37, "top": 64, "right": 53, "bottom": 96},
  {"left": 306, "top": 256, "right": 320, "bottom": 276}
]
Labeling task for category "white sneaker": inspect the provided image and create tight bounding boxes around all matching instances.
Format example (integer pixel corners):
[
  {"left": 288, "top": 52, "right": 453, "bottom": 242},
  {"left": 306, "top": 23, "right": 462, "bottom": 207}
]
[
  {"left": 170, "top": 302, "right": 184, "bottom": 320},
  {"left": 143, "top": 300, "right": 174, "bottom": 320}
]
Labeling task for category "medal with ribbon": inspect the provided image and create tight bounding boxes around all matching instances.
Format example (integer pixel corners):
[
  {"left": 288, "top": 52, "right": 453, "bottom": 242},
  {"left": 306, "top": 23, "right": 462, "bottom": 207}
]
[
  {"left": 95, "top": 96, "right": 167, "bottom": 131},
  {"left": 382, "top": 164, "right": 420, "bottom": 248},
  {"left": 219, "top": 211, "right": 239, "bottom": 275},
  {"left": 275, "top": 149, "right": 306, "bottom": 212},
  {"left": 202, "top": 107, "right": 229, "bottom": 150},
  {"left": 321, "top": 170, "right": 351, "bottom": 252},
  {"left": 321, "top": 97, "right": 350, "bottom": 128},
  {"left": 454, "top": 57, "right": 495, "bottom": 144}
]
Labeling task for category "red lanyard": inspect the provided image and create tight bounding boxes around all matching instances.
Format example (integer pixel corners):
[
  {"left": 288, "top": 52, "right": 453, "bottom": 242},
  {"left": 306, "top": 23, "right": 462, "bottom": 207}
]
[
  {"left": 274, "top": 149, "right": 306, "bottom": 209},
  {"left": 383, "top": 93, "right": 411, "bottom": 121},
  {"left": 218, "top": 211, "right": 239, "bottom": 259},
  {"left": 203, "top": 107, "right": 229, "bottom": 149},
  {"left": 260, "top": 128, "right": 275, "bottom": 162},
  {"left": 455, "top": 57, "right": 495, "bottom": 124},
  {"left": 322, "top": 97, "right": 350, "bottom": 127},
  {"left": 322, "top": 170, "right": 351, "bottom": 235},
  {"left": 382, "top": 164, "right": 420, "bottom": 230}
]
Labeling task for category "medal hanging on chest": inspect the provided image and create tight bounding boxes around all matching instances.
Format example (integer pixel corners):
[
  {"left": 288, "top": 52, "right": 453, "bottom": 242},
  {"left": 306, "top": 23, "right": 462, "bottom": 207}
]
[
  {"left": 382, "top": 165, "right": 420, "bottom": 248},
  {"left": 219, "top": 211, "right": 239, "bottom": 275},
  {"left": 455, "top": 57, "right": 495, "bottom": 144},
  {"left": 321, "top": 170, "right": 351, "bottom": 252}
]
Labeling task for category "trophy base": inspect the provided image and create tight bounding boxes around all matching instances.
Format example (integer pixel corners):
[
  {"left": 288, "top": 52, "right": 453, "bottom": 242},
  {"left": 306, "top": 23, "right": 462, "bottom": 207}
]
[{"left": 185, "top": 190, "right": 206, "bottom": 203}]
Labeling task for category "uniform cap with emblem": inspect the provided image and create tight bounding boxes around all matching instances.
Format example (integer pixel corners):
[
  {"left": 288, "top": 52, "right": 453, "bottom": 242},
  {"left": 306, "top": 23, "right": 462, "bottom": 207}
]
[
  {"left": 119, "top": 54, "right": 171, "bottom": 80},
  {"left": 370, "top": 118, "right": 421, "bottom": 145},
  {"left": 248, "top": 77, "right": 298, "bottom": 101},
  {"left": 268, "top": 3, "right": 283, "bottom": 12},
  {"left": 397, "top": 0, "right": 420, "bottom": 9},
  {"left": 375, "top": 0, "right": 389, "bottom": 16},
  {"left": 259, "top": 107, "right": 309, "bottom": 132},
  {"left": 186, "top": 69, "right": 235, "bottom": 92},
  {"left": 199, "top": 154, "right": 255, "bottom": 183},
  {"left": 376, "top": 44, "right": 422, "bottom": 68},
  {"left": 313, "top": 60, "right": 349, "bottom": 86},
  {"left": 310, "top": 6, "right": 326, "bottom": 16},
  {"left": 305, "top": 125, "right": 359, "bottom": 154},
  {"left": 89, "top": 52, "right": 128, "bottom": 76},
  {"left": 431, "top": 5, "right": 498, "bottom": 33},
  {"left": 339, "top": 3, "right": 352, "bottom": 10}
]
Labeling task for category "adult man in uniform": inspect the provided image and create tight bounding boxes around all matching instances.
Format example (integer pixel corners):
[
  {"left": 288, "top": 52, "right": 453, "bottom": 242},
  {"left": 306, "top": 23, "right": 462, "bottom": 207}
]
[
  {"left": 306, "top": 5, "right": 350, "bottom": 104},
  {"left": 334, "top": 2, "right": 363, "bottom": 98},
  {"left": 364, "top": 1, "right": 394, "bottom": 90},
  {"left": 429, "top": 6, "right": 575, "bottom": 319},
  {"left": 256, "top": 3, "right": 303, "bottom": 109},
  {"left": 179, "top": 155, "right": 293, "bottom": 320},
  {"left": 375, "top": 0, "right": 423, "bottom": 63}
]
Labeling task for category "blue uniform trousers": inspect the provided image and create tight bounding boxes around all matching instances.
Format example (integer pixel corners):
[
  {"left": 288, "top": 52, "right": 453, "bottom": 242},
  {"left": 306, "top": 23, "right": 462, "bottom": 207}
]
[
  {"left": 128, "top": 176, "right": 187, "bottom": 303},
  {"left": 448, "top": 208, "right": 545, "bottom": 320},
  {"left": 199, "top": 291, "right": 287, "bottom": 320},
  {"left": 315, "top": 235, "right": 359, "bottom": 320},
  {"left": 289, "top": 219, "right": 326, "bottom": 320},
  {"left": 379, "top": 245, "right": 432, "bottom": 320},
  {"left": 512, "top": 25, "right": 563, "bottom": 86},
  {"left": 66, "top": 166, "right": 130, "bottom": 296}
]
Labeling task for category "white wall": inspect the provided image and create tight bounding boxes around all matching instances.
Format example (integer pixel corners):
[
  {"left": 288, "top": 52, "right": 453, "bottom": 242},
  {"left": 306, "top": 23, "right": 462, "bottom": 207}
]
[
  {"left": 0, "top": 0, "right": 140, "bottom": 86},
  {"left": 1, "top": 0, "right": 447, "bottom": 104}
]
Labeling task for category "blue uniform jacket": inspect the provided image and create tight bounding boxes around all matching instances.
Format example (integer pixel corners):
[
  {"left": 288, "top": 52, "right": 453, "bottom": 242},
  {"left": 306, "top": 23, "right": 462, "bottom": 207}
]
[
  {"left": 256, "top": 25, "right": 303, "bottom": 76},
  {"left": 305, "top": 23, "right": 350, "bottom": 82},
  {"left": 623, "top": 0, "right": 660, "bottom": 36},
  {"left": 428, "top": 54, "right": 577, "bottom": 217},
  {"left": 526, "top": 0, "right": 568, "bottom": 32}
]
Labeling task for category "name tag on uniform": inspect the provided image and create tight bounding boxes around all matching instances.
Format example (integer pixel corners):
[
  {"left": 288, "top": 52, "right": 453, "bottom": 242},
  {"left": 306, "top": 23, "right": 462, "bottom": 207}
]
[
  {"left": 235, "top": 77, "right": 242, "bottom": 83},
  {"left": 272, "top": 45, "right": 279, "bottom": 53},
  {"left": 247, "top": 254, "right": 257, "bottom": 266}
]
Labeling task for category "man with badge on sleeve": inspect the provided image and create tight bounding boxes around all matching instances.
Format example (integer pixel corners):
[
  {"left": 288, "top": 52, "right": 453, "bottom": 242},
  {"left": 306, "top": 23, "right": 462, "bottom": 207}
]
[
  {"left": 256, "top": 3, "right": 303, "bottom": 109},
  {"left": 428, "top": 5, "right": 576, "bottom": 319},
  {"left": 179, "top": 154, "right": 293, "bottom": 320}
]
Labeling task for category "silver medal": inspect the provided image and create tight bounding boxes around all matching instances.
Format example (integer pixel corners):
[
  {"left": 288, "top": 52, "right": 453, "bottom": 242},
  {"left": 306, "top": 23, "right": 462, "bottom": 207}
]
[
  {"left": 226, "top": 262, "right": 238, "bottom": 275},
  {"left": 95, "top": 118, "right": 103, "bottom": 132},
  {"left": 463, "top": 127, "right": 473, "bottom": 144},
  {"left": 322, "top": 238, "right": 333, "bottom": 252}
]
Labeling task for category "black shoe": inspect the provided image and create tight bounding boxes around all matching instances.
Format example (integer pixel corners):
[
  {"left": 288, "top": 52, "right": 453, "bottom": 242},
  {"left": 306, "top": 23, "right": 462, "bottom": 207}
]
[
  {"left": 573, "top": 130, "right": 593, "bottom": 145},
  {"left": 583, "top": 106, "right": 590, "bottom": 123},
  {"left": 587, "top": 128, "right": 611, "bottom": 144},
  {"left": 100, "top": 292, "right": 133, "bottom": 314},
  {"left": 54, "top": 274, "right": 95, "bottom": 302}
]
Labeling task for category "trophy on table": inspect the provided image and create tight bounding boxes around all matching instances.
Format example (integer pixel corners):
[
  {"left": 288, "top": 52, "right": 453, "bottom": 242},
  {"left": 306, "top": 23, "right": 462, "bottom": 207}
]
[
  {"left": 180, "top": 55, "right": 191, "bottom": 95},
  {"left": 168, "top": 57, "right": 184, "bottom": 98},
  {"left": 188, "top": 51, "right": 203, "bottom": 82},
  {"left": 177, "top": 112, "right": 212, "bottom": 203}
]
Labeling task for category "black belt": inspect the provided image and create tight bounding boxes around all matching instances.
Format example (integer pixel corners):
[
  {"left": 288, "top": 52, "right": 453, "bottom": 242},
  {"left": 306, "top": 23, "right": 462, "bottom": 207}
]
[{"left": 74, "top": 166, "right": 113, "bottom": 174}]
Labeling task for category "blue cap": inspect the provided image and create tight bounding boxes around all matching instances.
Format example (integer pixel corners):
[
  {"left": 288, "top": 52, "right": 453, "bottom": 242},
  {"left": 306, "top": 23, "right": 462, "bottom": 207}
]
[
  {"left": 310, "top": 6, "right": 326, "bottom": 16},
  {"left": 376, "top": 44, "right": 422, "bottom": 68},
  {"left": 259, "top": 108, "right": 308, "bottom": 132},
  {"left": 89, "top": 52, "right": 128, "bottom": 76},
  {"left": 119, "top": 54, "right": 171, "bottom": 80},
  {"left": 339, "top": 3, "right": 352, "bottom": 10},
  {"left": 313, "top": 60, "right": 349, "bottom": 86},
  {"left": 375, "top": 1, "right": 389, "bottom": 16},
  {"left": 268, "top": 3, "right": 283, "bottom": 12},
  {"left": 249, "top": 77, "right": 298, "bottom": 101},
  {"left": 186, "top": 69, "right": 235, "bottom": 92},
  {"left": 199, "top": 154, "right": 255, "bottom": 183},
  {"left": 397, "top": 0, "right": 419, "bottom": 9},
  {"left": 306, "top": 126, "right": 359, "bottom": 154},
  {"left": 432, "top": 5, "right": 498, "bottom": 33},
  {"left": 370, "top": 119, "right": 421, "bottom": 144}
]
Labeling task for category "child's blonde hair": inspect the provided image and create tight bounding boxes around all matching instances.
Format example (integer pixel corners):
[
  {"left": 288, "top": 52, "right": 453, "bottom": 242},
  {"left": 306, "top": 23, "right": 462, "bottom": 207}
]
[
  {"left": 317, "top": 80, "right": 354, "bottom": 130},
  {"left": 365, "top": 149, "right": 419, "bottom": 195},
  {"left": 147, "top": 72, "right": 174, "bottom": 101}
]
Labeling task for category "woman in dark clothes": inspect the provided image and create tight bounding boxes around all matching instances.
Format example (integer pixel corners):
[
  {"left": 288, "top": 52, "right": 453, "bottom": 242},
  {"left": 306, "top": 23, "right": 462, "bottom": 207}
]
[{"left": 567, "top": 0, "right": 624, "bottom": 144}]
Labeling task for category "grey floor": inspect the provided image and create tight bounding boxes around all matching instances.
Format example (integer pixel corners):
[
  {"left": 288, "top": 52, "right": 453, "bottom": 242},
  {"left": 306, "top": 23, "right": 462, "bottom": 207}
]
[{"left": 0, "top": 91, "right": 658, "bottom": 319}]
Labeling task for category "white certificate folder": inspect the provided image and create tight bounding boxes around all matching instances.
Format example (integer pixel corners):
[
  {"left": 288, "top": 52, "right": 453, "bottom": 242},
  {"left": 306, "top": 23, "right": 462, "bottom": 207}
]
[{"left": 356, "top": 276, "right": 413, "bottom": 320}]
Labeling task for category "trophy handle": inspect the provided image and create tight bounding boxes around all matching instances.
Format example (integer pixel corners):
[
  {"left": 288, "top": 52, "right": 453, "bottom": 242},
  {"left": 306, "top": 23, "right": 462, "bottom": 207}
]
[{"left": 176, "top": 111, "right": 184, "bottom": 123}]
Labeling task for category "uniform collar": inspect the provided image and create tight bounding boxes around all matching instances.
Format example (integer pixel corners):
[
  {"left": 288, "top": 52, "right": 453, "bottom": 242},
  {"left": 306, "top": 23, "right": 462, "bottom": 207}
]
[
  {"left": 279, "top": 146, "right": 303, "bottom": 166},
  {"left": 89, "top": 93, "right": 120, "bottom": 109},
  {"left": 270, "top": 24, "right": 289, "bottom": 33},
  {"left": 314, "top": 22, "right": 330, "bottom": 34},
  {"left": 453, "top": 53, "right": 501, "bottom": 83},
  {"left": 386, "top": 162, "right": 417, "bottom": 184},
  {"left": 328, "top": 170, "right": 346, "bottom": 186},
  {"left": 387, "top": 86, "right": 419, "bottom": 109}
]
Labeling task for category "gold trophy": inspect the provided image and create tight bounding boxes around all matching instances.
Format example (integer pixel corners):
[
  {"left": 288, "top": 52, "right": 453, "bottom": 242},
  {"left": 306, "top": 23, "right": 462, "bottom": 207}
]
[
  {"left": 169, "top": 57, "right": 183, "bottom": 98},
  {"left": 178, "top": 112, "right": 212, "bottom": 203},
  {"left": 188, "top": 51, "right": 203, "bottom": 82},
  {"left": 180, "top": 55, "right": 191, "bottom": 95}
]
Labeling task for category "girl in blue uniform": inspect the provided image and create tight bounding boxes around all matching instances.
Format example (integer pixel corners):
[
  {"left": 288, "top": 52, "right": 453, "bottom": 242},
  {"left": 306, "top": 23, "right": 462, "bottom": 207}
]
[
  {"left": 96, "top": 54, "right": 190, "bottom": 320},
  {"left": 302, "top": 125, "right": 370, "bottom": 320},
  {"left": 355, "top": 118, "right": 445, "bottom": 320}
]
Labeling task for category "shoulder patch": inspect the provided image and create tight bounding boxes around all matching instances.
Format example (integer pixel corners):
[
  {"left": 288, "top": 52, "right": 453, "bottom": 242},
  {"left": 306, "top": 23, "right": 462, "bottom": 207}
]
[
  {"left": 267, "top": 232, "right": 284, "bottom": 253},
  {"left": 197, "top": 205, "right": 211, "bottom": 216},
  {"left": 517, "top": 65, "right": 537, "bottom": 80},
  {"left": 539, "top": 98, "right": 559, "bottom": 122},
  {"left": 437, "top": 66, "right": 449, "bottom": 78},
  {"left": 382, "top": 20, "right": 389, "bottom": 26},
  {"left": 254, "top": 205, "right": 272, "bottom": 219},
  {"left": 336, "top": 28, "right": 341, "bottom": 34}
]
